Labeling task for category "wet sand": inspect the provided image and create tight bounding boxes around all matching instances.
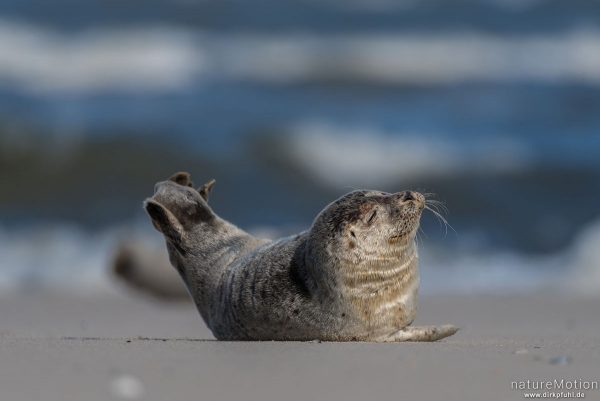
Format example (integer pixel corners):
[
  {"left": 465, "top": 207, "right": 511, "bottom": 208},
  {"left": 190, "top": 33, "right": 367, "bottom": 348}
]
[{"left": 1, "top": 292, "right": 599, "bottom": 401}]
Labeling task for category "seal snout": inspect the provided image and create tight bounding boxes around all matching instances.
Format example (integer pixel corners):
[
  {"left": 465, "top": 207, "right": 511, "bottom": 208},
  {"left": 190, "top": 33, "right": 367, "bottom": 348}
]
[
  {"left": 402, "top": 191, "right": 415, "bottom": 201},
  {"left": 396, "top": 191, "right": 425, "bottom": 209}
]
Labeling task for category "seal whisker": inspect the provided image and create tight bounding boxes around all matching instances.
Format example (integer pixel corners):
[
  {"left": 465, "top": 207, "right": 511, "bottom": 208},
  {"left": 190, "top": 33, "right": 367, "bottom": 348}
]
[
  {"left": 422, "top": 195, "right": 452, "bottom": 236},
  {"left": 424, "top": 205, "right": 456, "bottom": 237},
  {"left": 426, "top": 205, "right": 447, "bottom": 235},
  {"left": 422, "top": 193, "right": 448, "bottom": 211},
  {"left": 424, "top": 198, "right": 449, "bottom": 215},
  {"left": 416, "top": 227, "right": 426, "bottom": 248}
]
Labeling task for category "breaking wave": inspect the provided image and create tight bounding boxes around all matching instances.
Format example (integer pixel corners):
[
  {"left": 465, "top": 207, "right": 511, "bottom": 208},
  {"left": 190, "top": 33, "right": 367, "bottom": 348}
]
[
  {"left": 1, "top": 218, "right": 599, "bottom": 297},
  {"left": 0, "top": 20, "right": 203, "bottom": 93},
  {"left": 285, "top": 121, "right": 531, "bottom": 187},
  {"left": 3, "top": 18, "right": 600, "bottom": 93},
  {"left": 0, "top": 224, "right": 148, "bottom": 295}
]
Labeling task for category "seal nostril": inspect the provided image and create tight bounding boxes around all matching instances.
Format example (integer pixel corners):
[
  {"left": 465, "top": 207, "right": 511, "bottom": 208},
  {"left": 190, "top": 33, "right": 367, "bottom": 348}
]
[{"left": 402, "top": 191, "right": 415, "bottom": 202}]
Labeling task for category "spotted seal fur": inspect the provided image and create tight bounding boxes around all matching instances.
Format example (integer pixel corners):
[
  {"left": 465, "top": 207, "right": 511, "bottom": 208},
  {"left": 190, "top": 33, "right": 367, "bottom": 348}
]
[{"left": 144, "top": 172, "right": 458, "bottom": 341}]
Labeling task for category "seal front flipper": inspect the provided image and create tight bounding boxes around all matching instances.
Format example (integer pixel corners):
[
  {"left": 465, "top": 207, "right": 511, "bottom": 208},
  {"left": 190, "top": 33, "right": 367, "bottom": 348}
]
[
  {"left": 169, "top": 171, "right": 194, "bottom": 187},
  {"left": 112, "top": 241, "right": 190, "bottom": 300},
  {"left": 378, "top": 325, "right": 459, "bottom": 342}
]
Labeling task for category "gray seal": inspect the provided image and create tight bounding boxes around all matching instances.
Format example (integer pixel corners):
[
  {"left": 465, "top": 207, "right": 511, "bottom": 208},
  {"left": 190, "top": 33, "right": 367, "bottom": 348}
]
[{"left": 144, "top": 172, "right": 458, "bottom": 341}]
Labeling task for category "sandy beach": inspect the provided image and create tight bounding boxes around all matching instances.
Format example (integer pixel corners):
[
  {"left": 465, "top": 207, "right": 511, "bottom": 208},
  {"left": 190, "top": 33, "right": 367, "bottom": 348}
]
[{"left": 1, "top": 292, "right": 598, "bottom": 401}]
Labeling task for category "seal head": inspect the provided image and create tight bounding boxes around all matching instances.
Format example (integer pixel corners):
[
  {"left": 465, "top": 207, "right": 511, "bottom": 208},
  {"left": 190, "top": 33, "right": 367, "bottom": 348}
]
[{"left": 306, "top": 190, "right": 425, "bottom": 338}]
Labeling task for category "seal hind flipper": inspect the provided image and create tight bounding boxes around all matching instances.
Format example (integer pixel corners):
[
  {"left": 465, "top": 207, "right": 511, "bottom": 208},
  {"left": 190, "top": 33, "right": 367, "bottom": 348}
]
[
  {"left": 168, "top": 171, "right": 216, "bottom": 202},
  {"left": 169, "top": 171, "right": 194, "bottom": 187},
  {"left": 144, "top": 199, "right": 185, "bottom": 243},
  {"left": 198, "top": 179, "right": 216, "bottom": 202},
  {"left": 146, "top": 177, "right": 217, "bottom": 232}
]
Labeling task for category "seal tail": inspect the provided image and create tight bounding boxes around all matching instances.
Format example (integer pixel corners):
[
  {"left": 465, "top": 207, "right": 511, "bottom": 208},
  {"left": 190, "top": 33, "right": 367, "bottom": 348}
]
[{"left": 112, "top": 241, "right": 190, "bottom": 301}]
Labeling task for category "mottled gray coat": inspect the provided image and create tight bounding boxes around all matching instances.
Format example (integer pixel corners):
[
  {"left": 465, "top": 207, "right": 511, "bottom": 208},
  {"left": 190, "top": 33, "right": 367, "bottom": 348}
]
[{"left": 145, "top": 172, "right": 457, "bottom": 342}]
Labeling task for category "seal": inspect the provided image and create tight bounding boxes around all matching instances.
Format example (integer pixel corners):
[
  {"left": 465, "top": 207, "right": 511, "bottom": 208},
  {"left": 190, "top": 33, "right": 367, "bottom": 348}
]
[
  {"left": 144, "top": 171, "right": 458, "bottom": 341},
  {"left": 113, "top": 241, "right": 189, "bottom": 301}
]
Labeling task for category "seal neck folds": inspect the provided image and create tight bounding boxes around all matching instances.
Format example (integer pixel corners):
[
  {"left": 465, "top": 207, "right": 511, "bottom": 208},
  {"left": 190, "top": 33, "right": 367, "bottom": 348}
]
[{"left": 339, "top": 239, "right": 420, "bottom": 334}]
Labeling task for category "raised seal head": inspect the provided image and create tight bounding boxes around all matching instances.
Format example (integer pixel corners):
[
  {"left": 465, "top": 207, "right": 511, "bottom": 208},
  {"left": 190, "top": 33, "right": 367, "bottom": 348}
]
[
  {"left": 305, "top": 189, "right": 426, "bottom": 336},
  {"left": 308, "top": 189, "right": 425, "bottom": 266}
]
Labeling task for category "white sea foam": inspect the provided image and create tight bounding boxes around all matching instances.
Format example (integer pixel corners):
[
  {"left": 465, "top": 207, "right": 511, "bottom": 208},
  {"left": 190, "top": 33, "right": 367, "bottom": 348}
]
[
  {"left": 213, "top": 31, "right": 600, "bottom": 85},
  {"left": 2, "top": 19, "right": 600, "bottom": 93},
  {"left": 318, "top": 0, "right": 543, "bottom": 12},
  {"left": 419, "top": 249, "right": 565, "bottom": 295},
  {"left": 568, "top": 218, "right": 600, "bottom": 297},
  {"left": 0, "top": 20, "right": 203, "bottom": 93},
  {"left": 0, "top": 220, "right": 597, "bottom": 297},
  {"left": 0, "top": 223, "right": 160, "bottom": 296},
  {"left": 286, "top": 121, "right": 530, "bottom": 187}
]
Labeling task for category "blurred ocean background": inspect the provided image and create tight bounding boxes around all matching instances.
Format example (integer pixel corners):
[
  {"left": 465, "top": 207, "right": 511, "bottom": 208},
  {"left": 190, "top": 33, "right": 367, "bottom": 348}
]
[{"left": 0, "top": 0, "right": 599, "bottom": 296}]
